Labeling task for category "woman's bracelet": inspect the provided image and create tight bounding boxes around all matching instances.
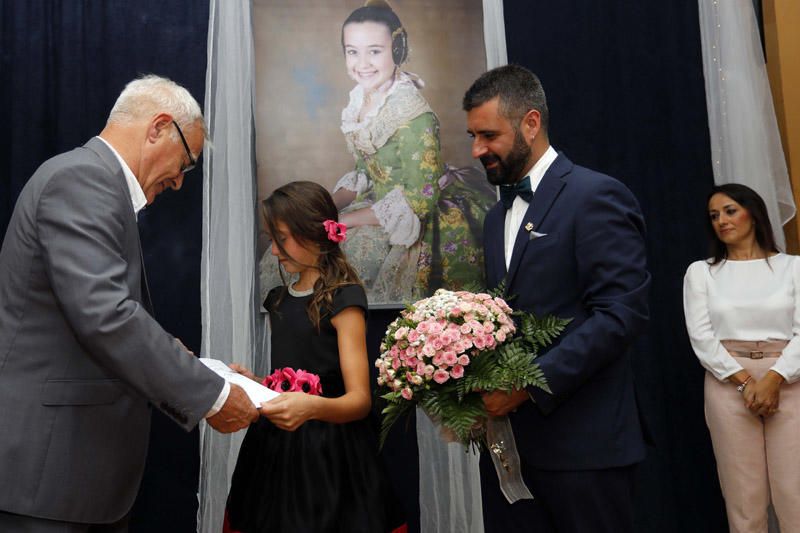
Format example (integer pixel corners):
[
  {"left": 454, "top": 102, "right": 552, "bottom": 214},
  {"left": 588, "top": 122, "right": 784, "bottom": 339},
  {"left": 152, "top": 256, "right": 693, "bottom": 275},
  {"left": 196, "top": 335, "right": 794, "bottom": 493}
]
[{"left": 736, "top": 376, "right": 753, "bottom": 394}]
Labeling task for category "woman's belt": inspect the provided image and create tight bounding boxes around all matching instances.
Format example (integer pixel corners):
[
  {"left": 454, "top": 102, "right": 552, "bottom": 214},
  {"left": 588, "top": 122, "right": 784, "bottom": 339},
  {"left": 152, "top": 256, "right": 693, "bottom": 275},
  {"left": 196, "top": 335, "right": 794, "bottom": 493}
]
[{"left": 721, "top": 339, "right": 789, "bottom": 359}]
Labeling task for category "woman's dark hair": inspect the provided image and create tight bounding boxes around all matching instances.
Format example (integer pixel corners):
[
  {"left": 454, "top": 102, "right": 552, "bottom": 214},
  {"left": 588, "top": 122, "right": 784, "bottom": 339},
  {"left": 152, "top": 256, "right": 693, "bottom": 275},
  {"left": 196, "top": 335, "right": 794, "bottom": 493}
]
[
  {"left": 706, "top": 183, "right": 779, "bottom": 265},
  {"left": 262, "top": 181, "right": 362, "bottom": 329},
  {"left": 342, "top": 0, "right": 408, "bottom": 65}
]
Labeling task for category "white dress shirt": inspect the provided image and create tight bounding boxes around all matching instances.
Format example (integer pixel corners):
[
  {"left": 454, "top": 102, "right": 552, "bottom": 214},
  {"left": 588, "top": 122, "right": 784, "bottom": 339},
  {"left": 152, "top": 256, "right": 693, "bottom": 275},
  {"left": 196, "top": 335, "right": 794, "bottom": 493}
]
[
  {"left": 504, "top": 146, "right": 559, "bottom": 269},
  {"left": 683, "top": 254, "right": 800, "bottom": 383},
  {"left": 96, "top": 136, "right": 230, "bottom": 415}
]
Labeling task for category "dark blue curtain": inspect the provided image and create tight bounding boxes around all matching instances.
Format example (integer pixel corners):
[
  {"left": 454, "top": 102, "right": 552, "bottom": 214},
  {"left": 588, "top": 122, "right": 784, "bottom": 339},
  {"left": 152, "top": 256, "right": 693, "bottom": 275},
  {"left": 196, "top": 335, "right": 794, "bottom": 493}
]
[
  {"left": 0, "top": 1, "right": 727, "bottom": 532},
  {"left": 0, "top": 1, "right": 210, "bottom": 531}
]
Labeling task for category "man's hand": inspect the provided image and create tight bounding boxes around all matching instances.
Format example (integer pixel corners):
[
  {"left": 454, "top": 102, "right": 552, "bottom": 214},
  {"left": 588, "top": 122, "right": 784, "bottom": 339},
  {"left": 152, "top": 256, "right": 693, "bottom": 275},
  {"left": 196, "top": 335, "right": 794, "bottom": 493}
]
[
  {"left": 207, "top": 383, "right": 259, "bottom": 433},
  {"left": 481, "top": 388, "right": 530, "bottom": 417}
]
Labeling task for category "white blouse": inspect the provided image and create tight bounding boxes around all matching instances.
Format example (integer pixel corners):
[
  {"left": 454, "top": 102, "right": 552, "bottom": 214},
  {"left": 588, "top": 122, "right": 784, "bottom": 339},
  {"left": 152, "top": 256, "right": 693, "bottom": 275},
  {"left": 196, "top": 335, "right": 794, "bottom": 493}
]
[{"left": 683, "top": 254, "right": 800, "bottom": 383}]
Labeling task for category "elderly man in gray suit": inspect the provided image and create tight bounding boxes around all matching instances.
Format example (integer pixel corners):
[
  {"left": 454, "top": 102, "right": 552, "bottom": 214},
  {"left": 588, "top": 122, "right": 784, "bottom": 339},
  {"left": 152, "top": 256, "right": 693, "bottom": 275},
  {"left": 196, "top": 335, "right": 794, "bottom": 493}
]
[{"left": 0, "top": 75, "right": 259, "bottom": 532}]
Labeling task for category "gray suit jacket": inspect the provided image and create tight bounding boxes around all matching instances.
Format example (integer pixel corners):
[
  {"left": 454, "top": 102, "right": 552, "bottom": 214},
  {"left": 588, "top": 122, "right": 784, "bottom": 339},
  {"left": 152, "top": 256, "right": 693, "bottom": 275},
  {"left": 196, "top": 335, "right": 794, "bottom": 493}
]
[{"left": 0, "top": 138, "right": 224, "bottom": 523}]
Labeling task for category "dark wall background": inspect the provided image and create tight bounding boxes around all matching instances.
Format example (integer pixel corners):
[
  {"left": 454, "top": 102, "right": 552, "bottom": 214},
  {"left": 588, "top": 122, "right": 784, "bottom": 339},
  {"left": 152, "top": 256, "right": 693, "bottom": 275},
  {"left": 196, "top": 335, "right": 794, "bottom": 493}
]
[{"left": 0, "top": 1, "right": 727, "bottom": 532}]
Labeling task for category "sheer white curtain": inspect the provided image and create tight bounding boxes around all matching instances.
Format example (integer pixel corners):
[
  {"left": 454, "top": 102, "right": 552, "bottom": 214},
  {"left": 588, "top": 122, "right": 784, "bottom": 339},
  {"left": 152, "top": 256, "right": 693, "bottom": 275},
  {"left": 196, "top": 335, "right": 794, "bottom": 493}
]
[
  {"left": 197, "top": 2, "right": 267, "bottom": 532},
  {"left": 698, "top": 0, "right": 794, "bottom": 249},
  {"left": 414, "top": 5, "right": 507, "bottom": 532},
  {"left": 197, "top": 1, "right": 505, "bottom": 532}
]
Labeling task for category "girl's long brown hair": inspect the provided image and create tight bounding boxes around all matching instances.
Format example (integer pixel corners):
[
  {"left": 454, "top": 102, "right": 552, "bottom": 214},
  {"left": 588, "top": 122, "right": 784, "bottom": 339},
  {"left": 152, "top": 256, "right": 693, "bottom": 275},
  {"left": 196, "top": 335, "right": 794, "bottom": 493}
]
[{"left": 263, "top": 181, "right": 362, "bottom": 329}]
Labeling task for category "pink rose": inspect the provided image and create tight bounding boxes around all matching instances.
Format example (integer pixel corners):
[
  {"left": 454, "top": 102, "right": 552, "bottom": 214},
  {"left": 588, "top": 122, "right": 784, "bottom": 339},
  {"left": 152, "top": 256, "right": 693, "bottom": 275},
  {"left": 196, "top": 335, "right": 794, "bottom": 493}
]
[
  {"left": 450, "top": 365, "right": 464, "bottom": 379},
  {"left": 433, "top": 369, "right": 450, "bottom": 384},
  {"left": 401, "top": 387, "right": 413, "bottom": 400},
  {"left": 407, "top": 329, "right": 421, "bottom": 343},
  {"left": 443, "top": 351, "right": 458, "bottom": 366},
  {"left": 496, "top": 330, "right": 507, "bottom": 343},
  {"left": 458, "top": 355, "right": 470, "bottom": 366}
]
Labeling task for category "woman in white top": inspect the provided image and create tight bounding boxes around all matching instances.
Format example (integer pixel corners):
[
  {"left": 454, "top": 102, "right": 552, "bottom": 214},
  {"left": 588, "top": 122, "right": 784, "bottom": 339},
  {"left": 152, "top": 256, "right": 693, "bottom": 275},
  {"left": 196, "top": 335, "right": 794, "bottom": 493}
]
[{"left": 684, "top": 183, "right": 800, "bottom": 533}]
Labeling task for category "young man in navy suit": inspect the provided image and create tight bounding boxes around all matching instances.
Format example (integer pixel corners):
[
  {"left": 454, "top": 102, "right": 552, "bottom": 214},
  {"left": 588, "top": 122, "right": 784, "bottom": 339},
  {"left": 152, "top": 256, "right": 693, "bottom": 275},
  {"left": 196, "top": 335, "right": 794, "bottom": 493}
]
[{"left": 464, "top": 65, "right": 650, "bottom": 532}]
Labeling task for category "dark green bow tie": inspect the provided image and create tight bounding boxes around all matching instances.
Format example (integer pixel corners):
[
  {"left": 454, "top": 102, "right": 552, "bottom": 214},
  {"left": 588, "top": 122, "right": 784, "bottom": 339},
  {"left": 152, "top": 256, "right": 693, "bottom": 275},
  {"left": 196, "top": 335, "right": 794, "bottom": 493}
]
[{"left": 499, "top": 176, "right": 532, "bottom": 209}]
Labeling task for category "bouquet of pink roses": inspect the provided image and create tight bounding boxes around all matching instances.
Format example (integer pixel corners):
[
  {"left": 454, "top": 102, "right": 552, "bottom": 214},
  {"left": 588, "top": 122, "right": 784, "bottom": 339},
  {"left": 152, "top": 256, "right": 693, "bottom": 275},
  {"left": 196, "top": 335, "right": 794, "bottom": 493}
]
[
  {"left": 262, "top": 368, "right": 323, "bottom": 396},
  {"left": 376, "top": 288, "right": 569, "bottom": 449}
]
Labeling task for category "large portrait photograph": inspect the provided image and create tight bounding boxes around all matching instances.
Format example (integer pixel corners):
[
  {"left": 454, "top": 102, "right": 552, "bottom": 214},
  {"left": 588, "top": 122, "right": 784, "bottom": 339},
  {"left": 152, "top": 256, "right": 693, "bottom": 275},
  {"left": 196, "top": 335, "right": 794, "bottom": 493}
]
[{"left": 255, "top": 0, "right": 494, "bottom": 306}]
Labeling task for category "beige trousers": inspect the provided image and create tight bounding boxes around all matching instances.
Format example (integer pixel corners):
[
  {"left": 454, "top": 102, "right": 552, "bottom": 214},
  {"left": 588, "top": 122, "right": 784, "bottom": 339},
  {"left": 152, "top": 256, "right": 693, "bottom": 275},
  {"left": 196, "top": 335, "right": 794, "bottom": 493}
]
[{"left": 705, "top": 356, "right": 800, "bottom": 533}]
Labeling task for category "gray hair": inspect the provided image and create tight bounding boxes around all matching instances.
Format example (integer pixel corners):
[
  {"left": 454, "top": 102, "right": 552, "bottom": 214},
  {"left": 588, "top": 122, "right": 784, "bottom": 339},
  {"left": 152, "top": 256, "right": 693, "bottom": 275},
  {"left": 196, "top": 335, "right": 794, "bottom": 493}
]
[
  {"left": 107, "top": 74, "right": 206, "bottom": 138},
  {"left": 462, "top": 64, "right": 549, "bottom": 134}
]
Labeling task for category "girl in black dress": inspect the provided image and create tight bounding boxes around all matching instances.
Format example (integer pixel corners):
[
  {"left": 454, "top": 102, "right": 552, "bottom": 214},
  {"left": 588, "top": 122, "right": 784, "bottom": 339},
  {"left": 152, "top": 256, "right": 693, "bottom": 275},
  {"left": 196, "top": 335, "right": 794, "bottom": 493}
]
[{"left": 225, "top": 181, "right": 404, "bottom": 533}]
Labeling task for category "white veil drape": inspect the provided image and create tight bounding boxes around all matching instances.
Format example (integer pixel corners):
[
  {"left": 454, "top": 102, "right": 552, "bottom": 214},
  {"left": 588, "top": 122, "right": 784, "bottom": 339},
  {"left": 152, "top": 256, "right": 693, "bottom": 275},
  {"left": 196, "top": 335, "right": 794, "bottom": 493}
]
[
  {"left": 197, "top": 1, "right": 505, "bottom": 532},
  {"left": 698, "top": 0, "right": 794, "bottom": 248},
  {"left": 197, "top": 2, "right": 269, "bottom": 532},
  {"left": 413, "top": 6, "right": 506, "bottom": 533}
]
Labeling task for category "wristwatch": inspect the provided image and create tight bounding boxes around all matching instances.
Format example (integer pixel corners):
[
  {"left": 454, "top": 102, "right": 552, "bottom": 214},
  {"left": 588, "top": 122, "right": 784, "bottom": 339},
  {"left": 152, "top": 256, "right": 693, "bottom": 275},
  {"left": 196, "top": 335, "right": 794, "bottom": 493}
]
[{"left": 736, "top": 376, "right": 752, "bottom": 394}]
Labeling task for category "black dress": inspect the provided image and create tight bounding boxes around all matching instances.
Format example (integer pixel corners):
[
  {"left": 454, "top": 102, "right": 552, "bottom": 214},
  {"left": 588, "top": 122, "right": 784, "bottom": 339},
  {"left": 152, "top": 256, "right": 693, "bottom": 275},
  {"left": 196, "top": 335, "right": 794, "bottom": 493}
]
[{"left": 226, "top": 284, "right": 402, "bottom": 533}]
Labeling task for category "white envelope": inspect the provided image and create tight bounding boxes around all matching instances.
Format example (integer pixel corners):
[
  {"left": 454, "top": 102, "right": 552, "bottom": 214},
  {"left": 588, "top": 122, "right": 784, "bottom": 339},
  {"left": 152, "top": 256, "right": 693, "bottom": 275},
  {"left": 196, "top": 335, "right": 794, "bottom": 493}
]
[{"left": 200, "top": 358, "right": 280, "bottom": 406}]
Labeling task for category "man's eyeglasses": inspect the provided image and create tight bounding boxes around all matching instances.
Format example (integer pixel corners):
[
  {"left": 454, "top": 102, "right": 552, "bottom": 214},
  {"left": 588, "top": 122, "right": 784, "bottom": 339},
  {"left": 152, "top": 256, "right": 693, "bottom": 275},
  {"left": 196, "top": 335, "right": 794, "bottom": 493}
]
[{"left": 172, "top": 120, "right": 197, "bottom": 174}]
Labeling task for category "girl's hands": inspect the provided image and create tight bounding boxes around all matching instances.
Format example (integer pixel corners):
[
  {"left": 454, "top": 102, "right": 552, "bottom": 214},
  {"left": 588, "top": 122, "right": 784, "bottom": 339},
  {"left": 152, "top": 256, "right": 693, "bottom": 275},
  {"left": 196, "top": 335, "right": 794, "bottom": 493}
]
[
  {"left": 259, "top": 392, "right": 318, "bottom": 431},
  {"left": 229, "top": 363, "right": 261, "bottom": 383}
]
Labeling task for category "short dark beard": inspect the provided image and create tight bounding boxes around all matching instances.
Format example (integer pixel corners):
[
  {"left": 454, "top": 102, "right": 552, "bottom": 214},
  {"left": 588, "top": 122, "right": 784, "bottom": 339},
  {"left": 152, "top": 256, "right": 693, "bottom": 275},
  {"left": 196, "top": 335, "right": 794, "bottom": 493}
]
[{"left": 480, "top": 128, "right": 532, "bottom": 186}]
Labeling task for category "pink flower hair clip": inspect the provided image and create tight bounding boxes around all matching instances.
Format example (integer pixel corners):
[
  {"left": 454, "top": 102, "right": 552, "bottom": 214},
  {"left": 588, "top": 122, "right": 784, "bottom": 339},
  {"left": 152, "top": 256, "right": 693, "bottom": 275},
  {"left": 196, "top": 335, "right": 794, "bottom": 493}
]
[{"left": 323, "top": 219, "right": 347, "bottom": 243}]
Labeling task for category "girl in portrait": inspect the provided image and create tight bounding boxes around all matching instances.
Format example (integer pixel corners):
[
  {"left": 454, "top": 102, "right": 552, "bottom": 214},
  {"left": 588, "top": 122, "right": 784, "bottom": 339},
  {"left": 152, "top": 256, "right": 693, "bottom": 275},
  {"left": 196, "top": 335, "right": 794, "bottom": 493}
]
[{"left": 332, "top": 0, "right": 493, "bottom": 303}]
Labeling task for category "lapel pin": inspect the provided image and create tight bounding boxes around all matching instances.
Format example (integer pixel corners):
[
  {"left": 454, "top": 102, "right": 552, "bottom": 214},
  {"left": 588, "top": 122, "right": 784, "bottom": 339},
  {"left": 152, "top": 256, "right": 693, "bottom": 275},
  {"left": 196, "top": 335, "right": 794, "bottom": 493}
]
[{"left": 524, "top": 222, "right": 534, "bottom": 232}]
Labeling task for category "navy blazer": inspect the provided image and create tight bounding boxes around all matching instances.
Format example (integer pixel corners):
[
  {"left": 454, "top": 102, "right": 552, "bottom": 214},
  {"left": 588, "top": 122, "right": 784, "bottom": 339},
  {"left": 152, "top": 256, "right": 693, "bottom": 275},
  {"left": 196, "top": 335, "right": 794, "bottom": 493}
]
[{"left": 484, "top": 153, "right": 650, "bottom": 470}]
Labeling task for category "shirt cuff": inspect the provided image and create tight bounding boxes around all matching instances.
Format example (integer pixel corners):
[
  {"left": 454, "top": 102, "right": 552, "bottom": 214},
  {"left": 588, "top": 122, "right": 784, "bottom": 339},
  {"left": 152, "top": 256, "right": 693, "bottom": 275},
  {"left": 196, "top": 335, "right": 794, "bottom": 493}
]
[
  {"left": 205, "top": 380, "right": 230, "bottom": 418},
  {"left": 768, "top": 363, "right": 792, "bottom": 384}
]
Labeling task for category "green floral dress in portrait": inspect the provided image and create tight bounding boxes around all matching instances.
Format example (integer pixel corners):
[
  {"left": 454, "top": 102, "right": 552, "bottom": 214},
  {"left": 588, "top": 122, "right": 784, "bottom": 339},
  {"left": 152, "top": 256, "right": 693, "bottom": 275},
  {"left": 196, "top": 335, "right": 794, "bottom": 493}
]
[{"left": 335, "top": 72, "right": 494, "bottom": 304}]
